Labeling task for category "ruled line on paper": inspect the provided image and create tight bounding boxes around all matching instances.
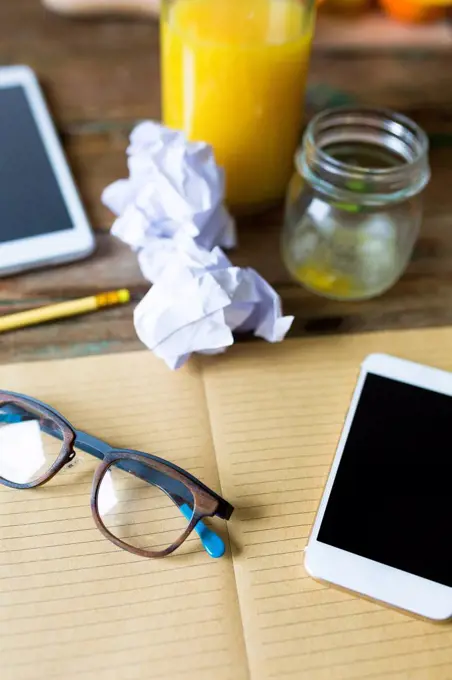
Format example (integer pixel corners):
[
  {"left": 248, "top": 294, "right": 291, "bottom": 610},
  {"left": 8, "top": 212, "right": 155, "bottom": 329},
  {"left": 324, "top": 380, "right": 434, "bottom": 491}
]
[
  {"left": 214, "top": 377, "right": 353, "bottom": 401},
  {"left": 246, "top": 548, "right": 304, "bottom": 561},
  {"left": 356, "top": 660, "right": 452, "bottom": 680},
  {"left": 1, "top": 557, "right": 214, "bottom": 594},
  {"left": 265, "top": 628, "right": 444, "bottom": 661},
  {"left": 267, "top": 641, "right": 452, "bottom": 677},
  {"left": 234, "top": 465, "right": 329, "bottom": 480},
  {"left": 252, "top": 575, "right": 311, "bottom": 587},
  {"left": 0, "top": 584, "right": 224, "bottom": 624},
  {"left": 240, "top": 513, "right": 315, "bottom": 525},
  {"left": 236, "top": 485, "right": 324, "bottom": 499},
  {"left": 248, "top": 558, "right": 302, "bottom": 573},
  {"left": 257, "top": 596, "right": 369, "bottom": 622},
  {"left": 0, "top": 573, "right": 221, "bottom": 612},
  {"left": 0, "top": 602, "right": 223, "bottom": 639},
  {"left": 239, "top": 498, "right": 320, "bottom": 512},
  {"left": 5, "top": 649, "right": 236, "bottom": 680},
  {"left": 2, "top": 613, "right": 226, "bottom": 656},
  {"left": 228, "top": 442, "right": 336, "bottom": 456},
  {"left": 66, "top": 660, "right": 234, "bottom": 680},
  {"left": 232, "top": 462, "right": 330, "bottom": 475},
  {"left": 220, "top": 398, "right": 346, "bottom": 421},
  {"left": 254, "top": 585, "right": 322, "bottom": 602},
  {"left": 224, "top": 427, "right": 341, "bottom": 446},
  {"left": 262, "top": 617, "right": 417, "bottom": 645},
  {"left": 258, "top": 607, "right": 383, "bottom": 632},
  {"left": 225, "top": 414, "right": 343, "bottom": 432},
  {"left": 230, "top": 453, "right": 332, "bottom": 465},
  {"left": 242, "top": 522, "right": 313, "bottom": 535},
  {"left": 7, "top": 645, "right": 231, "bottom": 676},
  {"left": 6, "top": 637, "right": 229, "bottom": 671},
  {"left": 5, "top": 627, "right": 224, "bottom": 661},
  {"left": 0, "top": 545, "right": 205, "bottom": 580}
]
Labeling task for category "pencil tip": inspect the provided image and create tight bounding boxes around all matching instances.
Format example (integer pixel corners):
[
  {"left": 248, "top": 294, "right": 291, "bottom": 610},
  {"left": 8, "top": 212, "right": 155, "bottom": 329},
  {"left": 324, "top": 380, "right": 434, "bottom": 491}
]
[{"left": 117, "top": 289, "right": 131, "bottom": 304}]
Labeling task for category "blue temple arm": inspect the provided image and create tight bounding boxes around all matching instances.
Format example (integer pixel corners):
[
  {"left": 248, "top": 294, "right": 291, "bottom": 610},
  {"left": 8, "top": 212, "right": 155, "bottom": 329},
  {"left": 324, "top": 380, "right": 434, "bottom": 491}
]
[
  {"left": 0, "top": 408, "right": 224, "bottom": 558},
  {"left": 179, "top": 503, "right": 225, "bottom": 558}
]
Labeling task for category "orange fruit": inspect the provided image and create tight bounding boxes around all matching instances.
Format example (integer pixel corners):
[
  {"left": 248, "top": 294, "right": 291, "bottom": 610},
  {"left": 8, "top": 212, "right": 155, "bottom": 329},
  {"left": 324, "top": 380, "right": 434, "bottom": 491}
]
[{"left": 379, "top": 0, "right": 446, "bottom": 22}]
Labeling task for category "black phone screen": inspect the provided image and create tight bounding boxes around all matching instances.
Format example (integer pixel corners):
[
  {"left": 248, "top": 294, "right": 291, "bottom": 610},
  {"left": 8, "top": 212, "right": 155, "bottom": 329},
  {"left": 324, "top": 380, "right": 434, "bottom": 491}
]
[
  {"left": 0, "top": 85, "right": 73, "bottom": 244},
  {"left": 317, "top": 373, "right": 452, "bottom": 588}
]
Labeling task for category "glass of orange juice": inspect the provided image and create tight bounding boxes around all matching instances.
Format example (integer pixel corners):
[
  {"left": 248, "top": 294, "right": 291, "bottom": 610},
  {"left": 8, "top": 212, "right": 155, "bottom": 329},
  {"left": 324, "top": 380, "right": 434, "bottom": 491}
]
[{"left": 161, "top": 0, "right": 315, "bottom": 213}]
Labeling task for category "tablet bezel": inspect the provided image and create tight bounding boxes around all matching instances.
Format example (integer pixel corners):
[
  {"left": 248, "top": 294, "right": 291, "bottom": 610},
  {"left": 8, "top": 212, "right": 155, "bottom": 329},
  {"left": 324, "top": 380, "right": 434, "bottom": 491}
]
[{"left": 0, "top": 65, "right": 95, "bottom": 276}]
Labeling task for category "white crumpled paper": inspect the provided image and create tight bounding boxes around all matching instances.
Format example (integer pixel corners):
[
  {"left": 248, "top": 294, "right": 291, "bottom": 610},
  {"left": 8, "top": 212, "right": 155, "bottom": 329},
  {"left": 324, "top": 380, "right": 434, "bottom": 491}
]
[
  {"left": 102, "top": 121, "right": 236, "bottom": 276},
  {"left": 134, "top": 242, "right": 294, "bottom": 370},
  {"left": 102, "top": 121, "right": 294, "bottom": 369}
]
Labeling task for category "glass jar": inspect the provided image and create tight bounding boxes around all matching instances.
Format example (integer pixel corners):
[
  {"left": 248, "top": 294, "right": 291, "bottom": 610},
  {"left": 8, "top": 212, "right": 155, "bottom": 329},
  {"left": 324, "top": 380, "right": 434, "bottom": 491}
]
[
  {"left": 282, "top": 108, "right": 430, "bottom": 300},
  {"left": 161, "top": 0, "right": 316, "bottom": 213}
]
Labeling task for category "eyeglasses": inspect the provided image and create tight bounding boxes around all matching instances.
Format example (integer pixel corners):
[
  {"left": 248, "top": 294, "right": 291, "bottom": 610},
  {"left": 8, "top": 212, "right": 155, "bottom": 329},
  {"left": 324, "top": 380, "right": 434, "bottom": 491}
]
[{"left": 0, "top": 390, "right": 233, "bottom": 559}]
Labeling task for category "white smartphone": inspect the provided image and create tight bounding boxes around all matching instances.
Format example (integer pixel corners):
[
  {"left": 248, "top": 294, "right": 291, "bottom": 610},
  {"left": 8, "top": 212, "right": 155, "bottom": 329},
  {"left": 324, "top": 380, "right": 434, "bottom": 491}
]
[
  {"left": 0, "top": 65, "right": 95, "bottom": 276},
  {"left": 305, "top": 353, "right": 452, "bottom": 621}
]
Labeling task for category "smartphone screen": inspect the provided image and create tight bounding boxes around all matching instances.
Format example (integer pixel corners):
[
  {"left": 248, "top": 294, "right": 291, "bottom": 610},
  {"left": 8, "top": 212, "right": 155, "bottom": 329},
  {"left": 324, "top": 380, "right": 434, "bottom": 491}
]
[
  {"left": 317, "top": 373, "right": 452, "bottom": 588},
  {"left": 0, "top": 85, "right": 73, "bottom": 244}
]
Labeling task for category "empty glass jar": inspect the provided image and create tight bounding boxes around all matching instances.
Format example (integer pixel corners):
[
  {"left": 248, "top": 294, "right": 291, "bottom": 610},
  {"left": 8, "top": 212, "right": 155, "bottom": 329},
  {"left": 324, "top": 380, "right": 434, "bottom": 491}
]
[{"left": 282, "top": 108, "right": 430, "bottom": 300}]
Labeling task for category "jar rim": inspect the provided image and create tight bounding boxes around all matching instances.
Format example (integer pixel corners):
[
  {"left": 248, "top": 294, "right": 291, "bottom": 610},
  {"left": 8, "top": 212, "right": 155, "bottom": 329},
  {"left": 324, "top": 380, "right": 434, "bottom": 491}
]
[{"left": 296, "top": 107, "right": 430, "bottom": 205}]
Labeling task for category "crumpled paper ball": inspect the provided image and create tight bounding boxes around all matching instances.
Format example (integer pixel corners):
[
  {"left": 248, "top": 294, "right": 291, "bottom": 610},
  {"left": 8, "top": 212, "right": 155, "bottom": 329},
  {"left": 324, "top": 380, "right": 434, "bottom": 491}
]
[
  {"left": 102, "top": 121, "right": 236, "bottom": 265},
  {"left": 134, "top": 242, "right": 294, "bottom": 370}
]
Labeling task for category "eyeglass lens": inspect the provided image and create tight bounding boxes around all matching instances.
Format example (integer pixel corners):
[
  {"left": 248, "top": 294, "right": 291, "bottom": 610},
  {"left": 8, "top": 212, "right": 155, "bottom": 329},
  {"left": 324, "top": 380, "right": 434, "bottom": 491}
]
[
  {"left": 97, "top": 460, "right": 196, "bottom": 554},
  {"left": 0, "top": 401, "right": 64, "bottom": 484}
]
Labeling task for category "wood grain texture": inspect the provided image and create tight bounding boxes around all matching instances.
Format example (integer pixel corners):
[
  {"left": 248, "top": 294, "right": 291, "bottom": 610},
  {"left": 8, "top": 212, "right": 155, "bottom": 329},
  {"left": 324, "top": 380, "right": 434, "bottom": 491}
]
[
  {"left": 0, "top": 0, "right": 452, "bottom": 365},
  {"left": 42, "top": 0, "right": 160, "bottom": 17}
]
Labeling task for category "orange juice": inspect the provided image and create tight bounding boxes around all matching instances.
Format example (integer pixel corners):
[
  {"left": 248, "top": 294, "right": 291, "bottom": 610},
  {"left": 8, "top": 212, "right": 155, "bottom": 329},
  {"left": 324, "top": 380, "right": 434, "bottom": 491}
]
[{"left": 161, "top": 0, "right": 314, "bottom": 211}]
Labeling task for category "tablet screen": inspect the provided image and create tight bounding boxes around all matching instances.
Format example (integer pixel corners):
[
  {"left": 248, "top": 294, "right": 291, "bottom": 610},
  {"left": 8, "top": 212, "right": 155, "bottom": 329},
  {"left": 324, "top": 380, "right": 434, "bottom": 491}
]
[
  {"left": 317, "top": 373, "right": 452, "bottom": 588},
  {"left": 0, "top": 85, "right": 73, "bottom": 244}
]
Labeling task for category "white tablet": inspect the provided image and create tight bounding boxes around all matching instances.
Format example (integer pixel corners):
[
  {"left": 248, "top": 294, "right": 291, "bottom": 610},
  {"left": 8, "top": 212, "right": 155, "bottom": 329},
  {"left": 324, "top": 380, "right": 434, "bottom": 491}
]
[
  {"left": 305, "top": 353, "right": 452, "bottom": 621},
  {"left": 0, "top": 65, "right": 95, "bottom": 276}
]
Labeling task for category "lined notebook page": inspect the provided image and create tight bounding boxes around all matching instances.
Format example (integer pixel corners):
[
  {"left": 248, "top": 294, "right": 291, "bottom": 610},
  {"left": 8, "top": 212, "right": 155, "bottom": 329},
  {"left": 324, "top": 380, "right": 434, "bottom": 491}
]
[
  {"left": 0, "top": 353, "right": 248, "bottom": 680},
  {"left": 202, "top": 328, "right": 452, "bottom": 680}
]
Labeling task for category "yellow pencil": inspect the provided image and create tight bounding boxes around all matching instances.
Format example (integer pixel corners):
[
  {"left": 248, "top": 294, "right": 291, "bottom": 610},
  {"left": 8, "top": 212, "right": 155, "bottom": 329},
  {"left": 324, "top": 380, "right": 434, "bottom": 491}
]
[{"left": 0, "top": 289, "right": 131, "bottom": 333}]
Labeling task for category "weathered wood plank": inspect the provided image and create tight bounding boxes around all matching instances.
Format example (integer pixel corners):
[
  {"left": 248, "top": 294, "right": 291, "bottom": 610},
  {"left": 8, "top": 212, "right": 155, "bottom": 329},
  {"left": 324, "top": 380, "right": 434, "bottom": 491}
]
[{"left": 1, "top": 0, "right": 452, "bottom": 364}]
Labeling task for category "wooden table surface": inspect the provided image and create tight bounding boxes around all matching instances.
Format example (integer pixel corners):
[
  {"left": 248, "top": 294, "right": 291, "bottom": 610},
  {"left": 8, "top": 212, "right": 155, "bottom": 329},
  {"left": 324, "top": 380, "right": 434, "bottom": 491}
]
[{"left": 1, "top": 0, "right": 452, "bottom": 365}]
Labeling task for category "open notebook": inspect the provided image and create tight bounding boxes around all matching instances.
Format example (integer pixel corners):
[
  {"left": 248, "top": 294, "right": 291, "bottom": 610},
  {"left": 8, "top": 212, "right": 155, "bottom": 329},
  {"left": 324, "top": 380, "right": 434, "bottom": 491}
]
[{"left": 1, "top": 326, "right": 452, "bottom": 680}]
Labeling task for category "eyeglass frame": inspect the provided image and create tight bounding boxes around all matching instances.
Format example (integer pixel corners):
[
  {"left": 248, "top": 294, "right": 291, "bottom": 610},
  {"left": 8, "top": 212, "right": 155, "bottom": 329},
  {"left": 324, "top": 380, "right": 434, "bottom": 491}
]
[{"left": 0, "top": 390, "right": 233, "bottom": 559}]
